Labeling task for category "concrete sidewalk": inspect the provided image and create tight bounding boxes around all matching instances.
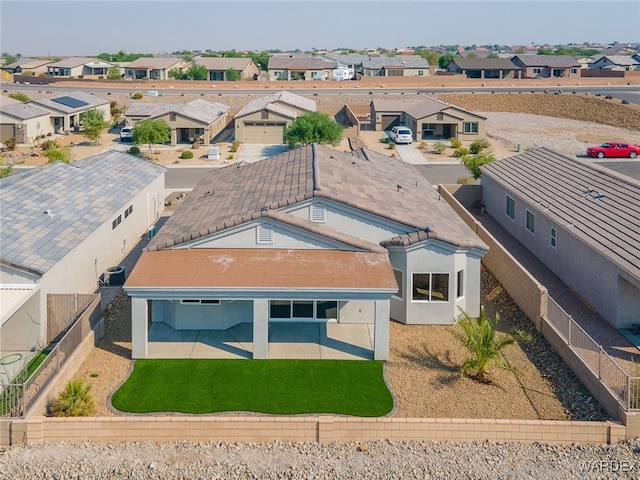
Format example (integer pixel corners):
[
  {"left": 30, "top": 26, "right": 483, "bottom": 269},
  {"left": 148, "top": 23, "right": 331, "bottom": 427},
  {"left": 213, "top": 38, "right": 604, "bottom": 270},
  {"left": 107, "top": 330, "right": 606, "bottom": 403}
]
[{"left": 236, "top": 144, "right": 289, "bottom": 163}]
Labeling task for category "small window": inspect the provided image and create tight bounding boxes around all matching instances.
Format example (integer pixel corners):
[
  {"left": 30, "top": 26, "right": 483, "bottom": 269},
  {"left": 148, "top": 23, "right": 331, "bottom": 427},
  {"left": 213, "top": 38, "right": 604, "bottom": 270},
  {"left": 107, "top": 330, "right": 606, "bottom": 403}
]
[
  {"left": 418, "top": 70, "right": 424, "bottom": 76},
  {"left": 437, "top": 113, "right": 443, "bottom": 121},
  {"left": 550, "top": 227, "right": 557, "bottom": 248},
  {"left": 124, "top": 205, "right": 133, "bottom": 218},
  {"left": 180, "top": 299, "right": 220, "bottom": 305},
  {"left": 506, "top": 195, "right": 515, "bottom": 220},
  {"left": 261, "top": 110, "right": 269, "bottom": 120},
  {"left": 412, "top": 273, "right": 449, "bottom": 302},
  {"left": 463, "top": 122, "right": 479, "bottom": 134},
  {"left": 257, "top": 224, "right": 273, "bottom": 244},
  {"left": 111, "top": 215, "right": 122, "bottom": 230},
  {"left": 533, "top": 68, "right": 542, "bottom": 74},
  {"left": 170, "top": 113, "right": 176, "bottom": 122},
  {"left": 526, "top": 210, "right": 535, "bottom": 234},
  {"left": 393, "top": 269, "right": 403, "bottom": 300},
  {"left": 316, "top": 301, "right": 338, "bottom": 319},
  {"left": 310, "top": 204, "right": 326, "bottom": 223},
  {"left": 456, "top": 270, "right": 464, "bottom": 299}
]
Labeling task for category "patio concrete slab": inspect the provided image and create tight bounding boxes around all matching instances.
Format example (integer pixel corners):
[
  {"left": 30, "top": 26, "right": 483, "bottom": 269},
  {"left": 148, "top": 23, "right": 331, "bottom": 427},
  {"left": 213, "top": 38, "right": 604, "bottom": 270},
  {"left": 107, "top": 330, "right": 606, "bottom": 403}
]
[
  {"left": 320, "top": 323, "right": 374, "bottom": 360},
  {"left": 236, "top": 144, "right": 289, "bottom": 164}
]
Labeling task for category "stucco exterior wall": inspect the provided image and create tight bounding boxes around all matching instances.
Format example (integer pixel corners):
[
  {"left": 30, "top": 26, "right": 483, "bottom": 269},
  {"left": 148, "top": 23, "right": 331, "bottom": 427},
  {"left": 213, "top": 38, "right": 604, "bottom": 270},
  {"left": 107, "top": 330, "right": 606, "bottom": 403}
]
[
  {"left": 235, "top": 110, "right": 292, "bottom": 143},
  {"left": 0, "top": 113, "right": 52, "bottom": 142},
  {"left": 0, "top": 292, "right": 41, "bottom": 352}
]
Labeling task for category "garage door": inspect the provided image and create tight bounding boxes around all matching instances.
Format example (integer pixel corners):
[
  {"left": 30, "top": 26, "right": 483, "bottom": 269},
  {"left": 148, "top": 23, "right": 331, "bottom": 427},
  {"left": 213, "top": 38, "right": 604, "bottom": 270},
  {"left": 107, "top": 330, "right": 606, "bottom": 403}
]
[
  {"left": 381, "top": 115, "right": 401, "bottom": 131},
  {"left": 243, "top": 122, "right": 285, "bottom": 144},
  {"left": 1, "top": 124, "right": 15, "bottom": 143}
]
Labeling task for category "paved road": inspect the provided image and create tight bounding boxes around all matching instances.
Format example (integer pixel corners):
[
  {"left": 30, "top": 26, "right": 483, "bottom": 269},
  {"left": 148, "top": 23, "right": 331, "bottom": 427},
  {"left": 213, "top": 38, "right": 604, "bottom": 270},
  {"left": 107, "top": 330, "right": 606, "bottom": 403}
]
[{"left": 3, "top": 82, "right": 640, "bottom": 105}]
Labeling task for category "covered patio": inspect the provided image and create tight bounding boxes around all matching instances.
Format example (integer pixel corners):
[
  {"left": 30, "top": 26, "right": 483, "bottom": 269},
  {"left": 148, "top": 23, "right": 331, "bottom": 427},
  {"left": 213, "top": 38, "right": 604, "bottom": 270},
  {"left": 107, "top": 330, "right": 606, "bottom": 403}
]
[{"left": 146, "top": 321, "right": 375, "bottom": 360}]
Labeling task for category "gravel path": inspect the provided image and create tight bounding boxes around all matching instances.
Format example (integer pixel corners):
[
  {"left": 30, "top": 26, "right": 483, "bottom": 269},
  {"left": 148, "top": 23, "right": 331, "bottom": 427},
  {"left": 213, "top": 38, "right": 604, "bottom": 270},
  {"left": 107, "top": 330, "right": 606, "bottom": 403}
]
[{"left": 2, "top": 439, "right": 639, "bottom": 479}]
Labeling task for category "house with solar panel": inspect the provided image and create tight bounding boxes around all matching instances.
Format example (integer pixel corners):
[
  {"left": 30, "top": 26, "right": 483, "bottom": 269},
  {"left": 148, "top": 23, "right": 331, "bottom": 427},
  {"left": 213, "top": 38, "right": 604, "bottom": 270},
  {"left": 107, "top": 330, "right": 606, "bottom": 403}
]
[
  {"left": 28, "top": 91, "right": 110, "bottom": 135},
  {"left": 124, "top": 145, "right": 488, "bottom": 360},
  {"left": 481, "top": 148, "right": 640, "bottom": 329},
  {"left": 0, "top": 152, "right": 165, "bottom": 361}
]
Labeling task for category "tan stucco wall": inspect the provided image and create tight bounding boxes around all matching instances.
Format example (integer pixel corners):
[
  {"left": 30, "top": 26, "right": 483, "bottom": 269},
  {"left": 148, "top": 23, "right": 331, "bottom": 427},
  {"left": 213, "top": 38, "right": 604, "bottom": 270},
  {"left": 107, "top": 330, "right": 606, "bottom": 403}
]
[{"left": 0, "top": 113, "right": 53, "bottom": 142}]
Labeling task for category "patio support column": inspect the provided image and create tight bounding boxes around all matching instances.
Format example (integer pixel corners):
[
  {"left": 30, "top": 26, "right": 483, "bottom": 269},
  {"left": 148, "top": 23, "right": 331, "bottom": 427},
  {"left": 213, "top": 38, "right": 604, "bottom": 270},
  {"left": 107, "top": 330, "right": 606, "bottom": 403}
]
[
  {"left": 131, "top": 297, "right": 149, "bottom": 359},
  {"left": 253, "top": 299, "right": 269, "bottom": 359},
  {"left": 373, "top": 300, "right": 390, "bottom": 361}
]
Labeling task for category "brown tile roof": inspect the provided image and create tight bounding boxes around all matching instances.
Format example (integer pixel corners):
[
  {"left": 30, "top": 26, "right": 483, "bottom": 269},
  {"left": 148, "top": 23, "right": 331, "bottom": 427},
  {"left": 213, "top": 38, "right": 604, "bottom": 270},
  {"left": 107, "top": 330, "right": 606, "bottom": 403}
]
[
  {"left": 125, "top": 249, "right": 397, "bottom": 291},
  {"left": 148, "top": 144, "right": 487, "bottom": 253},
  {"left": 235, "top": 91, "right": 316, "bottom": 119},
  {"left": 482, "top": 147, "right": 640, "bottom": 281},
  {"left": 371, "top": 98, "right": 486, "bottom": 121},
  {"left": 196, "top": 57, "right": 255, "bottom": 70},
  {"left": 512, "top": 55, "right": 580, "bottom": 67}
]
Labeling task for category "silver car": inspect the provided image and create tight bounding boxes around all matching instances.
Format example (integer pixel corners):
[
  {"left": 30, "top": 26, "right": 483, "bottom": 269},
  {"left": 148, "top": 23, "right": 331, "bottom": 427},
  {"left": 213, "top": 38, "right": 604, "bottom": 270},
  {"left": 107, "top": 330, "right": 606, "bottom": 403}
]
[{"left": 390, "top": 126, "right": 413, "bottom": 144}]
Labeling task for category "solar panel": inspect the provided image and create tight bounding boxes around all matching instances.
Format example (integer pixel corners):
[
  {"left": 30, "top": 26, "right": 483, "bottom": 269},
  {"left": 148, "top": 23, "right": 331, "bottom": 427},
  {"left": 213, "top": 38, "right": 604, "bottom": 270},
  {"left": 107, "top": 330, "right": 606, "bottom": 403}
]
[{"left": 51, "top": 96, "right": 89, "bottom": 109}]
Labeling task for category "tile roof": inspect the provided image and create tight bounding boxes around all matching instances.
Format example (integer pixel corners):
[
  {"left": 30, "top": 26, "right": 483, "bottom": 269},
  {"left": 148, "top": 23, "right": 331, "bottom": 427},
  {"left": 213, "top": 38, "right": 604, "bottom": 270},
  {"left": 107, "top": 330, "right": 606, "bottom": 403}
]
[
  {"left": 125, "top": 57, "right": 185, "bottom": 69},
  {"left": 125, "top": 249, "right": 397, "bottom": 291},
  {"left": 593, "top": 55, "right": 640, "bottom": 66},
  {"left": 0, "top": 102, "right": 50, "bottom": 120},
  {"left": 48, "top": 57, "right": 113, "bottom": 68},
  {"left": 268, "top": 55, "right": 336, "bottom": 70},
  {"left": 148, "top": 144, "right": 487, "bottom": 253},
  {"left": 0, "top": 152, "right": 165, "bottom": 275},
  {"left": 125, "top": 102, "right": 175, "bottom": 117},
  {"left": 512, "top": 55, "right": 580, "bottom": 67},
  {"left": 0, "top": 95, "right": 22, "bottom": 107},
  {"left": 450, "top": 58, "right": 522, "bottom": 70},
  {"left": 29, "top": 91, "right": 109, "bottom": 114},
  {"left": 126, "top": 99, "right": 231, "bottom": 124},
  {"left": 2, "top": 58, "right": 51, "bottom": 70},
  {"left": 235, "top": 91, "right": 316, "bottom": 118},
  {"left": 482, "top": 147, "right": 640, "bottom": 281},
  {"left": 371, "top": 98, "right": 486, "bottom": 121},
  {"left": 196, "top": 57, "right": 255, "bottom": 70},
  {"left": 363, "top": 55, "right": 430, "bottom": 69}
]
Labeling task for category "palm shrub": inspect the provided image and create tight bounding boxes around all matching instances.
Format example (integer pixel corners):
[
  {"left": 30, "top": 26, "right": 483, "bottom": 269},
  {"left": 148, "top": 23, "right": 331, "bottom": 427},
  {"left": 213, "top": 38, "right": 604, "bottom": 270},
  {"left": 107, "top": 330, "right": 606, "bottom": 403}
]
[
  {"left": 450, "top": 137, "right": 462, "bottom": 149},
  {"left": 50, "top": 379, "right": 95, "bottom": 416},
  {"left": 451, "top": 307, "right": 531, "bottom": 383}
]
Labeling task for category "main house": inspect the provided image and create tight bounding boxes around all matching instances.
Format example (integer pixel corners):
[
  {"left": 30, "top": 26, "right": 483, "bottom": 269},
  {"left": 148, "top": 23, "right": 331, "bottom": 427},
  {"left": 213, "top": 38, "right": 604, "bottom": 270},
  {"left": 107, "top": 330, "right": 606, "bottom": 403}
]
[
  {"left": 45, "top": 57, "right": 116, "bottom": 77},
  {"left": 195, "top": 57, "right": 260, "bottom": 81},
  {"left": 370, "top": 97, "right": 487, "bottom": 141},
  {"left": 124, "top": 99, "right": 231, "bottom": 145},
  {"left": 124, "top": 57, "right": 189, "bottom": 80},
  {"left": 446, "top": 58, "right": 522, "bottom": 79},
  {"left": 268, "top": 54, "right": 337, "bottom": 81},
  {"left": 0, "top": 152, "right": 165, "bottom": 376},
  {"left": 511, "top": 55, "right": 581, "bottom": 78},
  {"left": 234, "top": 91, "right": 316, "bottom": 144},
  {"left": 481, "top": 148, "right": 640, "bottom": 329},
  {"left": 28, "top": 91, "right": 110, "bottom": 135},
  {"left": 124, "top": 145, "right": 488, "bottom": 360}
]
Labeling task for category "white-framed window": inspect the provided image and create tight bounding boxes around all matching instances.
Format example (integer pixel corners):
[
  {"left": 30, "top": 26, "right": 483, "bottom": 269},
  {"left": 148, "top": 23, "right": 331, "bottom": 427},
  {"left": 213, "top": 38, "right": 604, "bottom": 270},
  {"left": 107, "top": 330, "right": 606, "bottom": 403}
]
[
  {"left": 550, "top": 227, "right": 557, "bottom": 248},
  {"left": 463, "top": 122, "right": 479, "bottom": 134},
  {"left": 269, "top": 300, "right": 338, "bottom": 320},
  {"left": 256, "top": 224, "right": 273, "bottom": 244},
  {"left": 526, "top": 210, "right": 535, "bottom": 234},
  {"left": 124, "top": 205, "right": 133, "bottom": 218},
  {"left": 422, "top": 123, "right": 436, "bottom": 137},
  {"left": 412, "top": 273, "right": 450, "bottom": 302},
  {"left": 112, "top": 215, "right": 122, "bottom": 230},
  {"left": 310, "top": 204, "right": 326, "bottom": 223},
  {"left": 456, "top": 270, "right": 464, "bottom": 299},
  {"left": 393, "top": 269, "right": 403, "bottom": 300},
  {"left": 180, "top": 299, "right": 220, "bottom": 305},
  {"left": 506, "top": 195, "right": 515, "bottom": 220},
  {"left": 418, "top": 70, "right": 424, "bottom": 76},
  {"left": 571, "top": 68, "right": 578, "bottom": 74},
  {"left": 533, "top": 68, "right": 542, "bottom": 74}
]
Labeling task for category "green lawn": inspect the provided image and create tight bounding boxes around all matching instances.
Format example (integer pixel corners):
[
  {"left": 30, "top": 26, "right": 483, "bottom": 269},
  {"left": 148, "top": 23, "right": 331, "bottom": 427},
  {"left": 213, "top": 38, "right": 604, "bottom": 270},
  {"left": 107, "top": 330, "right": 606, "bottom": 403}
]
[{"left": 111, "top": 359, "right": 393, "bottom": 416}]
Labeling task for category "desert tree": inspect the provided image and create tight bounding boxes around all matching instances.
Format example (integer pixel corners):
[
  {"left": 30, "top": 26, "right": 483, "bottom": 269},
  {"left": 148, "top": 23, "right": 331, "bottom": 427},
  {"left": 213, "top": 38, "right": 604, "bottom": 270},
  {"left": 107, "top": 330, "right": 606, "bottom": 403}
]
[{"left": 284, "top": 111, "right": 343, "bottom": 148}]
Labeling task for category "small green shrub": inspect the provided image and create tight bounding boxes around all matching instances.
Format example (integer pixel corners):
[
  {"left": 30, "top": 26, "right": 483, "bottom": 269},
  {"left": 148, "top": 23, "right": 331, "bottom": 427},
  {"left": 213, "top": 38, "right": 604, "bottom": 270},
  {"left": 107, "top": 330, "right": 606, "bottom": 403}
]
[
  {"left": 4, "top": 137, "right": 16, "bottom": 151},
  {"left": 387, "top": 142, "right": 396, "bottom": 150},
  {"left": 50, "top": 379, "right": 95, "bottom": 417},
  {"left": 77, "top": 75, "right": 84, "bottom": 79},
  {"left": 181, "top": 150, "right": 194, "bottom": 159},
  {"left": 128, "top": 146, "right": 140, "bottom": 155},
  {"left": 417, "top": 141, "right": 428, "bottom": 150},
  {"left": 454, "top": 147, "right": 469, "bottom": 158},
  {"left": 379, "top": 136, "right": 389, "bottom": 144},
  {"left": 98, "top": 76, "right": 104, "bottom": 80},
  {"left": 227, "top": 153, "right": 234, "bottom": 160},
  {"left": 132, "top": 91, "right": 143, "bottom": 100},
  {"left": 40, "top": 139, "right": 60, "bottom": 151},
  {"left": 8, "top": 92, "right": 29, "bottom": 103},
  {"left": 470, "top": 138, "right": 491, "bottom": 154},
  {"left": 191, "top": 142, "right": 200, "bottom": 149},
  {"left": 450, "top": 137, "right": 462, "bottom": 149},
  {"left": 433, "top": 142, "right": 447, "bottom": 154},
  {"left": 230, "top": 140, "right": 240, "bottom": 153}
]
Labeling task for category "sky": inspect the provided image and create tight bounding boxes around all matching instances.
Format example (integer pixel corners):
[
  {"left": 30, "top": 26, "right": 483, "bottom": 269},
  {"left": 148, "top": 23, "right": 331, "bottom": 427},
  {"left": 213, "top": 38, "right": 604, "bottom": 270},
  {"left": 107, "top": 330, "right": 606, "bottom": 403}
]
[{"left": 1, "top": 0, "right": 638, "bottom": 56}]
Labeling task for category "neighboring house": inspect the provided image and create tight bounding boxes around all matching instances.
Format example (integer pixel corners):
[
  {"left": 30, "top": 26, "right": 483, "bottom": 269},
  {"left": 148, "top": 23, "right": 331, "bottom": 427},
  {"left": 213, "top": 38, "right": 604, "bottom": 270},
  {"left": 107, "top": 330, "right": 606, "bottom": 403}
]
[
  {"left": 0, "top": 152, "right": 165, "bottom": 361},
  {"left": 268, "top": 54, "right": 337, "bottom": 81},
  {"left": 457, "top": 47, "right": 492, "bottom": 59},
  {"left": 46, "top": 57, "right": 115, "bottom": 77},
  {"left": 0, "top": 97, "right": 52, "bottom": 143},
  {"left": 124, "top": 57, "right": 190, "bottom": 80},
  {"left": 481, "top": 148, "right": 640, "bottom": 329},
  {"left": 370, "top": 97, "right": 487, "bottom": 141},
  {"left": 234, "top": 90, "right": 316, "bottom": 143},
  {"left": 321, "top": 54, "right": 431, "bottom": 77},
  {"left": 511, "top": 55, "right": 581, "bottom": 78},
  {"left": 28, "top": 91, "right": 110, "bottom": 134},
  {"left": 588, "top": 55, "right": 640, "bottom": 71},
  {"left": 446, "top": 58, "right": 522, "bottom": 79},
  {"left": 195, "top": 57, "right": 260, "bottom": 81},
  {"left": 0, "top": 58, "right": 51, "bottom": 75},
  {"left": 124, "top": 99, "right": 231, "bottom": 145},
  {"left": 124, "top": 144, "right": 487, "bottom": 360}
]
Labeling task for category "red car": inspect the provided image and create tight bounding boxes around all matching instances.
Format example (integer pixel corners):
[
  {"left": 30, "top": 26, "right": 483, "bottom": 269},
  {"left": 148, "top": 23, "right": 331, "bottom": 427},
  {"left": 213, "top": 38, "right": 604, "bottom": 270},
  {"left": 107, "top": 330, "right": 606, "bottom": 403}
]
[{"left": 586, "top": 142, "right": 640, "bottom": 159}]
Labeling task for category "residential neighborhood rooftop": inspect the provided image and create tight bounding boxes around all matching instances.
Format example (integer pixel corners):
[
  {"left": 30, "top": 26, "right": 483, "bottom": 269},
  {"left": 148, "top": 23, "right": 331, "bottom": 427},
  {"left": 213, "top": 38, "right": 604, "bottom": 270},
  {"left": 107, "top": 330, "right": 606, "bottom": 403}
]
[
  {"left": 234, "top": 90, "right": 316, "bottom": 118},
  {"left": 28, "top": 90, "right": 109, "bottom": 114}
]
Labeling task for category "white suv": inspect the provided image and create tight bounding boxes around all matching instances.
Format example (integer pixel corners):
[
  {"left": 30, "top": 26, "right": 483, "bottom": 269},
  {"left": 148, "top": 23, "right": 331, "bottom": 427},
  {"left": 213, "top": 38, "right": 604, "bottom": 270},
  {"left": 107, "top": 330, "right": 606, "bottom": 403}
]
[
  {"left": 389, "top": 126, "right": 413, "bottom": 144},
  {"left": 120, "top": 126, "right": 133, "bottom": 142}
]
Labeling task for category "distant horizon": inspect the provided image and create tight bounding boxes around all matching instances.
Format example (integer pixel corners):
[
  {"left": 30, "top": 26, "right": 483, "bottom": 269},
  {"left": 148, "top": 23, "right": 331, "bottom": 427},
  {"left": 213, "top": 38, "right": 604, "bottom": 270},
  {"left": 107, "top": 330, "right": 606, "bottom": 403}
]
[{"left": 1, "top": 1, "right": 638, "bottom": 56}]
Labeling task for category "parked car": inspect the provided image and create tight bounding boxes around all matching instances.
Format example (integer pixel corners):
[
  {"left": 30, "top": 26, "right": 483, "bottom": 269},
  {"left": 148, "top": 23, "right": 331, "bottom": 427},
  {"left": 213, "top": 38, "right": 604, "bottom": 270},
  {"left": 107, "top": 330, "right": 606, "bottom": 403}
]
[
  {"left": 120, "top": 126, "right": 133, "bottom": 142},
  {"left": 586, "top": 142, "right": 640, "bottom": 159},
  {"left": 389, "top": 126, "right": 413, "bottom": 144}
]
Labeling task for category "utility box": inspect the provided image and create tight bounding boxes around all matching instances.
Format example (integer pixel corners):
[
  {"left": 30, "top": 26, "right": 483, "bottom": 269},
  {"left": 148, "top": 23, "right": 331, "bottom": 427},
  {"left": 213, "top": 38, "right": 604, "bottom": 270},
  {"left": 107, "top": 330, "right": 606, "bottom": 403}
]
[{"left": 207, "top": 146, "right": 220, "bottom": 160}]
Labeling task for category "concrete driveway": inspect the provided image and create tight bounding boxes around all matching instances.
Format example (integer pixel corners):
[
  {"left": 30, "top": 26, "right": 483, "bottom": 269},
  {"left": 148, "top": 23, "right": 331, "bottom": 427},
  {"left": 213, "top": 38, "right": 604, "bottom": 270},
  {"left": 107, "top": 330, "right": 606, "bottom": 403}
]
[
  {"left": 395, "top": 143, "right": 428, "bottom": 165},
  {"left": 236, "top": 144, "right": 289, "bottom": 163}
]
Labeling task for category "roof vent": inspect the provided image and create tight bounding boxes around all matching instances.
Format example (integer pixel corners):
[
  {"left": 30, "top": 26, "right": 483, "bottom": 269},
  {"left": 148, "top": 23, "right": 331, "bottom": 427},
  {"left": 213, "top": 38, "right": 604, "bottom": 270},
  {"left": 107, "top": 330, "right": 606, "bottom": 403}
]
[
  {"left": 43, "top": 209, "right": 51, "bottom": 215},
  {"left": 202, "top": 190, "right": 215, "bottom": 198}
]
